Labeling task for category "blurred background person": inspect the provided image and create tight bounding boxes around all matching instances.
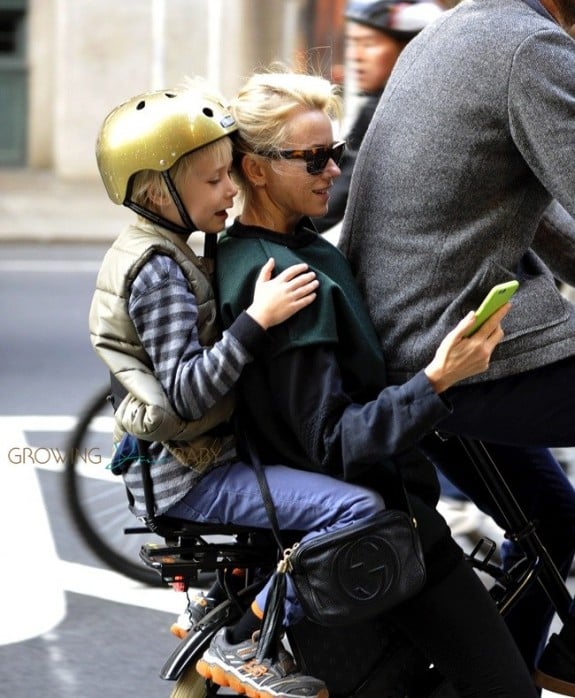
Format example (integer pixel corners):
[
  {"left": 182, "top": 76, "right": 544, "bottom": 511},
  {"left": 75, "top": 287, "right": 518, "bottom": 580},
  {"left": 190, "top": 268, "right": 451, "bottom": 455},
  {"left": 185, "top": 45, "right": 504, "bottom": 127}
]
[{"left": 314, "top": 0, "right": 443, "bottom": 237}]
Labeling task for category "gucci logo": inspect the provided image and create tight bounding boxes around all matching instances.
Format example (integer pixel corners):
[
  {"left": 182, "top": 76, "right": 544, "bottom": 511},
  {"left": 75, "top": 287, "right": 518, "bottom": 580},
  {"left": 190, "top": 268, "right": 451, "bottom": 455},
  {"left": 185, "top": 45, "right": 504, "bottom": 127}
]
[{"left": 336, "top": 535, "right": 398, "bottom": 601}]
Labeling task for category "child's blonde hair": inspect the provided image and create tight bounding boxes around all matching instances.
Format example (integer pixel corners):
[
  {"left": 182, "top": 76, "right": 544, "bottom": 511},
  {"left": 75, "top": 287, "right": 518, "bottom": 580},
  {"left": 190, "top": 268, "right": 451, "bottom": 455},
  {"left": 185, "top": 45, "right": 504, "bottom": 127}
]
[{"left": 130, "top": 136, "right": 233, "bottom": 213}]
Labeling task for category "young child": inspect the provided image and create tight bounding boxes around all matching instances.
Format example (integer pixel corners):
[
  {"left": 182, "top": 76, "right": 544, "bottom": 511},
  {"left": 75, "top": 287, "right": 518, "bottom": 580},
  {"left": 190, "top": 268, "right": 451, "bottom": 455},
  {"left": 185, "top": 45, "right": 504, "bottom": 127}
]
[{"left": 90, "top": 81, "right": 388, "bottom": 698}]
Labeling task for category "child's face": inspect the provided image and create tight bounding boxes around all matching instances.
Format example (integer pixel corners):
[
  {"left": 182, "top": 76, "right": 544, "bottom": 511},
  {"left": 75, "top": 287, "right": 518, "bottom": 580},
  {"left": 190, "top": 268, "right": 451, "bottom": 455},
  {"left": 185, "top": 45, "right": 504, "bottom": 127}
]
[{"left": 164, "top": 147, "right": 238, "bottom": 234}]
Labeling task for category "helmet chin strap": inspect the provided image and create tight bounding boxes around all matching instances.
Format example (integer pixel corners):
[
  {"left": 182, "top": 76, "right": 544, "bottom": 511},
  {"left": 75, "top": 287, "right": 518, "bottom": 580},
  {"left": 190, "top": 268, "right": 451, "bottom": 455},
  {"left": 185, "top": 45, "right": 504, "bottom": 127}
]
[
  {"left": 161, "top": 170, "right": 198, "bottom": 232},
  {"left": 124, "top": 170, "right": 198, "bottom": 237}
]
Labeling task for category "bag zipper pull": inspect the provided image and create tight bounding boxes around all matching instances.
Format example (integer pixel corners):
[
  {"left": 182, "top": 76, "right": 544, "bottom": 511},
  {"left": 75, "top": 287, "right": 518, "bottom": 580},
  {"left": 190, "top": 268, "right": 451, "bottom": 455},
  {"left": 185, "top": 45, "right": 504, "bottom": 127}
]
[{"left": 277, "top": 542, "right": 299, "bottom": 573}]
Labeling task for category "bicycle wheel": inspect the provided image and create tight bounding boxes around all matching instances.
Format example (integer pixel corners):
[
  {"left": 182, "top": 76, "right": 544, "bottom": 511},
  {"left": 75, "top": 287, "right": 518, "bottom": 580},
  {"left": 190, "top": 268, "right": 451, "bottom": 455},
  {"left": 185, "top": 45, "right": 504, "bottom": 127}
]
[
  {"left": 170, "top": 667, "right": 208, "bottom": 698},
  {"left": 64, "top": 385, "right": 164, "bottom": 587}
]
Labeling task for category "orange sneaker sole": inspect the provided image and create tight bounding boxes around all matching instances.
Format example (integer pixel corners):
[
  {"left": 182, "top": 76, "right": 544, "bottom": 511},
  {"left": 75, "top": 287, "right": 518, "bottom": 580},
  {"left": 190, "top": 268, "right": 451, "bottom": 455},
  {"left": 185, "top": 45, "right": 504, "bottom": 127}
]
[
  {"left": 170, "top": 623, "right": 189, "bottom": 640},
  {"left": 196, "top": 658, "right": 329, "bottom": 698}
]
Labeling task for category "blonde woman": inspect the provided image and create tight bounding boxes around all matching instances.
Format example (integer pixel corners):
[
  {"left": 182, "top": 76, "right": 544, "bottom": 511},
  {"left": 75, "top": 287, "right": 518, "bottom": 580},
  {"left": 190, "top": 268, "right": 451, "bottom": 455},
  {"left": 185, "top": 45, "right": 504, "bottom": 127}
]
[{"left": 211, "top": 68, "right": 538, "bottom": 696}]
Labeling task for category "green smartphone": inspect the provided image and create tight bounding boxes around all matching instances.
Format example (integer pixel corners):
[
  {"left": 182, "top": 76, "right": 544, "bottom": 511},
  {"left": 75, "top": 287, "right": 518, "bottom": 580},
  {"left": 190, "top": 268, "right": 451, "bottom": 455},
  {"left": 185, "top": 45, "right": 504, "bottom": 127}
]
[{"left": 465, "top": 280, "right": 519, "bottom": 336}]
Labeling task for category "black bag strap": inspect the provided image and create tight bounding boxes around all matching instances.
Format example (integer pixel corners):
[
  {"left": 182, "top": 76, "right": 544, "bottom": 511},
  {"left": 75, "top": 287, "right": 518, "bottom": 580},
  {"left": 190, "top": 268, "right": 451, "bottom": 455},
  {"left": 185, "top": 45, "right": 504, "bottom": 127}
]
[
  {"left": 243, "top": 435, "right": 290, "bottom": 661},
  {"left": 247, "top": 445, "right": 286, "bottom": 554},
  {"left": 245, "top": 432, "right": 416, "bottom": 551}
]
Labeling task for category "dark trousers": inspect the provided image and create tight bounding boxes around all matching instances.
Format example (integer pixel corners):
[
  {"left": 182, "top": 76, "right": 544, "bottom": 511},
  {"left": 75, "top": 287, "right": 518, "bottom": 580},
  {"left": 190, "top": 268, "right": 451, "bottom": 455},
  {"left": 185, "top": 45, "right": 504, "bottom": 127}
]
[
  {"left": 443, "top": 356, "right": 575, "bottom": 448},
  {"left": 391, "top": 556, "right": 538, "bottom": 697},
  {"left": 422, "top": 356, "right": 575, "bottom": 669}
]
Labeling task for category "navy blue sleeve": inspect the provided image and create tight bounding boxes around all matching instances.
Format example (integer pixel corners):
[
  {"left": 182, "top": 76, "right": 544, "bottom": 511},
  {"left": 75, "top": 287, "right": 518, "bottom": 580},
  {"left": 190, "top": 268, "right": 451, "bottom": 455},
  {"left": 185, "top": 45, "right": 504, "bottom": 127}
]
[{"left": 268, "top": 345, "right": 451, "bottom": 480}]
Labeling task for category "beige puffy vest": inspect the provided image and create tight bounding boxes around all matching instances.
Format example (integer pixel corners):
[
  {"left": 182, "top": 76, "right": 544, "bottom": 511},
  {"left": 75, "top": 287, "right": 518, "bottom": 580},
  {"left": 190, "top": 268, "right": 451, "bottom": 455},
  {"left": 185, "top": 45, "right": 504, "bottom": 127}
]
[{"left": 89, "top": 220, "right": 235, "bottom": 473}]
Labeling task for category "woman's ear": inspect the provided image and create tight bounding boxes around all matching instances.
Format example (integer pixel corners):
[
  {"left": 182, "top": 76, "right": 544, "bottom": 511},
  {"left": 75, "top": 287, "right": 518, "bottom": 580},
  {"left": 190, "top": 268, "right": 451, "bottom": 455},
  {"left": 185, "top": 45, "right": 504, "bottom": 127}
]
[{"left": 241, "top": 154, "right": 267, "bottom": 188}]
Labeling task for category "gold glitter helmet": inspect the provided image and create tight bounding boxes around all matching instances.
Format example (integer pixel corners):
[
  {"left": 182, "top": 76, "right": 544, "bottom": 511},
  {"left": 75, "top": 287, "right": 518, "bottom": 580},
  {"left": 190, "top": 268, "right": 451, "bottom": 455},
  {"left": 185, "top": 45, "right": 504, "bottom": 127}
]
[{"left": 96, "top": 86, "right": 237, "bottom": 206}]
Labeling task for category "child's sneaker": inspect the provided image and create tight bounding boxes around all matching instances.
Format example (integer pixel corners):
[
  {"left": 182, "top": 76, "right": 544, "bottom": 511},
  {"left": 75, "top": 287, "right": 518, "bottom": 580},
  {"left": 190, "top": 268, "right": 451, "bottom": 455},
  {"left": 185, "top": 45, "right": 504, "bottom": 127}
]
[
  {"left": 196, "top": 627, "right": 329, "bottom": 698},
  {"left": 170, "top": 591, "right": 219, "bottom": 639}
]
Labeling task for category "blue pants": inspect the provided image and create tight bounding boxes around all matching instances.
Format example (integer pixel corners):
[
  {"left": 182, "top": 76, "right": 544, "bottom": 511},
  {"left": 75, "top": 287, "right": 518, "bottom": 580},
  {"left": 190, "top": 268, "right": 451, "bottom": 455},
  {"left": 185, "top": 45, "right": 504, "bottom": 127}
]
[
  {"left": 422, "top": 357, "right": 575, "bottom": 669},
  {"left": 166, "top": 461, "right": 385, "bottom": 624}
]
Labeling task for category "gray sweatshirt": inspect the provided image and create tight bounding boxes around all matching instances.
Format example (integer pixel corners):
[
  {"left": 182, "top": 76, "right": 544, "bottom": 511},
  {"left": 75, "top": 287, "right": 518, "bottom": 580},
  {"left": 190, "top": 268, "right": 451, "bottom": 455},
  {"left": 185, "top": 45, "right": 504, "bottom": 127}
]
[{"left": 339, "top": 0, "right": 575, "bottom": 385}]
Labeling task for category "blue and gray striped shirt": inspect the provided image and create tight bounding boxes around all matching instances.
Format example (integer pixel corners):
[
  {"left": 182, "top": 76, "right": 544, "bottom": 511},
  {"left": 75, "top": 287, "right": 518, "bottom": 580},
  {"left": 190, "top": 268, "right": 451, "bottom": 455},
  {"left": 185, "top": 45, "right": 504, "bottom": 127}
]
[{"left": 123, "top": 253, "right": 266, "bottom": 516}]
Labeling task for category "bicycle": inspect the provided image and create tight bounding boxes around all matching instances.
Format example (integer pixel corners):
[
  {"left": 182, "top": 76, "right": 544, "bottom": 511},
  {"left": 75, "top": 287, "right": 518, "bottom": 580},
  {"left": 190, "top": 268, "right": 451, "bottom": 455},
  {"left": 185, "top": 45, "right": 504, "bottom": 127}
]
[
  {"left": 63, "top": 384, "right": 164, "bottom": 586},
  {"left": 63, "top": 386, "right": 574, "bottom": 694}
]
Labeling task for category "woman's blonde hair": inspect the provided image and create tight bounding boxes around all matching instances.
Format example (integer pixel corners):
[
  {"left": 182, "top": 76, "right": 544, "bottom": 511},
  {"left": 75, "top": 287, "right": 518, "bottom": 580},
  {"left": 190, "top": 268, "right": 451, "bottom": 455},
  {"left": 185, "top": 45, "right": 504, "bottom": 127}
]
[{"left": 229, "top": 67, "right": 343, "bottom": 192}]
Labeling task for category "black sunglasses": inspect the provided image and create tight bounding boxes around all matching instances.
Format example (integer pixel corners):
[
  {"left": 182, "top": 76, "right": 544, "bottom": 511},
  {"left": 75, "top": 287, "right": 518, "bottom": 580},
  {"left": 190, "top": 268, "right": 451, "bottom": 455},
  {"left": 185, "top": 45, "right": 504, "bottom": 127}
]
[{"left": 275, "top": 140, "right": 346, "bottom": 175}]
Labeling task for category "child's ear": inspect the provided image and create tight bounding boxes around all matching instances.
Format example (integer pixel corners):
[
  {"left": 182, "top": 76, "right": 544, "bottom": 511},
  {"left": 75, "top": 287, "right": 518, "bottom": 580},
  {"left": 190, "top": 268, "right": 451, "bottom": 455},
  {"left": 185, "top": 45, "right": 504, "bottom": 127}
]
[
  {"left": 241, "top": 154, "right": 267, "bottom": 188},
  {"left": 147, "top": 184, "right": 168, "bottom": 209}
]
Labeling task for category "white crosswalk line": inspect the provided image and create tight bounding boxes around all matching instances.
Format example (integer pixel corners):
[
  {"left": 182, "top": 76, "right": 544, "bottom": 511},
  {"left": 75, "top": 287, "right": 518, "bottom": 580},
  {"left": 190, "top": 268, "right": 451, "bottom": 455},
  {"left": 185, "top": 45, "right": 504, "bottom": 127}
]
[
  {"left": 0, "top": 421, "right": 66, "bottom": 645},
  {"left": 57, "top": 560, "right": 183, "bottom": 613},
  {"left": 0, "top": 260, "right": 101, "bottom": 273},
  {"left": 0, "top": 415, "right": 192, "bottom": 646}
]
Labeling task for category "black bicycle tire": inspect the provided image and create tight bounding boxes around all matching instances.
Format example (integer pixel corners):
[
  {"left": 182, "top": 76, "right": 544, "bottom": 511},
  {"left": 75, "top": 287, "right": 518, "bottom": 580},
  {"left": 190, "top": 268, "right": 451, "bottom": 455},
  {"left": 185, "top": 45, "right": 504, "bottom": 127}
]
[{"left": 64, "top": 385, "right": 164, "bottom": 587}]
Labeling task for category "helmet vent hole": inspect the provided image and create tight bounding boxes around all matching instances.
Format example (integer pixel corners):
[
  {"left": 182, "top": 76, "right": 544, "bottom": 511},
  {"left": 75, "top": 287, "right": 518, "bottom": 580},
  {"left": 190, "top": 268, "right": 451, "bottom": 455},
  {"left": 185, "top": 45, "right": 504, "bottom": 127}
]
[
  {"left": 203, "top": 107, "right": 214, "bottom": 118},
  {"left": 136, "top": 100, "right": 146, "bottom": 110},
  {"left": 165, "top": 92, "right": 176, "bottom": 98}
]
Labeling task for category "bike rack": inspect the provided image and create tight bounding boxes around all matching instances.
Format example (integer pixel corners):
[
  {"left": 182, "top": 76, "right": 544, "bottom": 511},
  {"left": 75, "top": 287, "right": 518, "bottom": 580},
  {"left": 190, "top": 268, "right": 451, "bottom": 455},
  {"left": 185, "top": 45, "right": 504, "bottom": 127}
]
[
  {"left": 139, "top": 521, "right": 278, "bottom": 585},
  {"left": 138, "top": 523, "right": 279, "bottom": 681}
]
